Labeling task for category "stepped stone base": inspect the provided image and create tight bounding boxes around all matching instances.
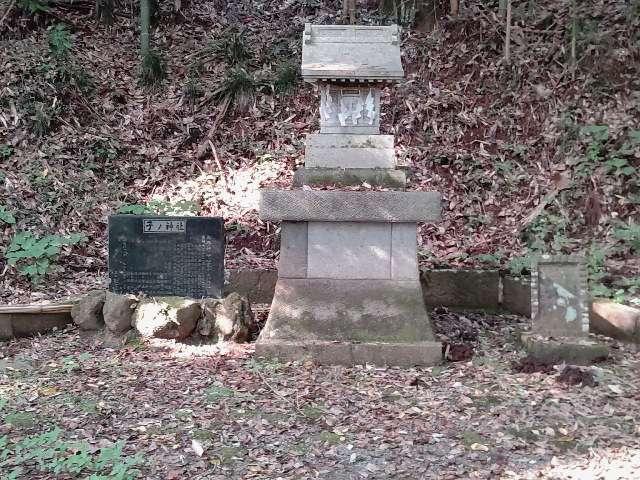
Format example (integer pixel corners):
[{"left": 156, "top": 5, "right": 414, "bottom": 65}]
[
  {"left": 256, "top": 278, "right": 441, "bottom": 366},
  {"left": 256, "top": 340, "right": 442, "bottom": 367}
]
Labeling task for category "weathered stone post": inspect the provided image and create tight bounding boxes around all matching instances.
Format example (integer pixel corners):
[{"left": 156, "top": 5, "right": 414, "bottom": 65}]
[
  {"left": 256, "top": 24, "right": 442, "bottom": 366},
  {"left": 522, "top": 255, "right": 609, "bottom": 364}
]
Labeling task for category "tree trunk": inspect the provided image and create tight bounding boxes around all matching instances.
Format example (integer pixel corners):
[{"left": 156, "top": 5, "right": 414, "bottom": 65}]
[
  {"left": 498, "top": 0, "right": 507, "bottom": 18},
  {"left": 140, "top": 0, "right": 150, "bottom": 56},
  {"left": 504, "top": 0, "right": 512, "bottom": 62},
  {"left": 342, "top": 0, "right": 356, "bottom": 24},
  {"left": 450, "top": 0, "right": 458, "bottom": 15},
  {"left": 95, "top": 0, "right": 114, "bottom": 25},
  {"left": 414, "top": 0, "right": 437, "bottom": 32}
]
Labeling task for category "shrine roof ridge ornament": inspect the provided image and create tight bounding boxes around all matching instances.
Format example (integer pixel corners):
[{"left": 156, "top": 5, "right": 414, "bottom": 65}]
[{"left": 301, "top": 24, "right": 404, "bottom": 83}]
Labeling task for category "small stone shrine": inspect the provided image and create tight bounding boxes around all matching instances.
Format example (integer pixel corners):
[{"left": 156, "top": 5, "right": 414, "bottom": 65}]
[
  {"left": 256, "top": 24, "right": 442, "bottom": 366},
  {"left": 108, "top": 215, "right": 224, "bottom": 299},
  {"left": 522, "top": 255, "right": 608, "bottom": 364}
]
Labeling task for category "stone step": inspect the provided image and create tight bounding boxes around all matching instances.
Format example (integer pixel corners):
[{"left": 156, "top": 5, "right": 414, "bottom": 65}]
[
  {"left": 305, "top": 134, "right": 395, "bottom": 168},
  {"left": 292, "top": 167, "right": 406, "bottom": 189}
]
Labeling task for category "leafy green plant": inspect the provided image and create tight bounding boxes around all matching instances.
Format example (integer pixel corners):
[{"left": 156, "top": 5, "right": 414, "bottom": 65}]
[
  {"left": 0, "top": 206, "right": 16, "bottom": 225},
  {"left": 508, "top": 254, "right": 534, "bottom": 276},
  {"left": 118, "top": 199, "right": 200, "bottom": 216},
  {"left": 586, "top": 243, "right": 613, "bottom": 298},
  {"left": 522, "top": 212, "right": 570, "bottom": 253},
  {"left": 214, "top": 66, "right": 264, "bottom": 112},
  {"left": 273, "top": 62, "right": 299, "bottom": 95},
  {"left": 33, "top": 102, "right": 54, "bottom": 137},
  {"left": 5, "top": 232, "right": 86, "bottom": 283},
  {"left": 0, "top": 427, "right": 142, "bottom": 478},
  {"left": 208, "top": 29, "right": 253, "bottom": 66},
  {"left": 613, "top": 222, "right": 640, "bottom": 252},
  {"left": 476, "top": 252, "right": 503, "bottom": 268},
  {"left": 18, "top": 0, "right": 51, "bottom": 14},
  {"left": 575, "top": 124, "right": 609, "bottom": 178},
  {"left": 604, "top": 156, "right": 636, "bottom": 177},
  {"left": 48, "top": 24, "right": 73, "bottom": 59},
  {"left": 0, "top": 144, "right": 13, "bottom": 159}
]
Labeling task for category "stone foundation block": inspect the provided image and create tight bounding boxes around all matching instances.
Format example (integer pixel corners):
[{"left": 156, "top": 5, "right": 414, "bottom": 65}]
[
  {"left": 256, "top": 340, "right": 442, "bottom": 367},
  {"left": 256, "top": 278, "right": 441, "bottom": 366},
  {"left": 521, "top": 333, "right": 609, "bottom": 365},
  {"left": 502, "top": 275, "right": 531, "bottom": 317},
  {"left": 421, "top": 269, "right": 500, "bottom": 310}
]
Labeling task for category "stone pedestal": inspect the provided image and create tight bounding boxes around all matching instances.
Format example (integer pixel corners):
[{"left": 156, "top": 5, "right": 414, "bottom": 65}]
[
  {"left": 522, "top": 255, "right": 609, "bottom": 365},
  {"left": 256, "top": 24, "right": 442, "bottom": 366}
]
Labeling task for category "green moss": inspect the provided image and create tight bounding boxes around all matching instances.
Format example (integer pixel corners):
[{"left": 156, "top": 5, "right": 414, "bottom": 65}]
[
  {"left": 301, "top": 404, "right": 324, "bottom": 421},
  {"left": 214, "top": 445, "right": 247, "bottom": 464},
  {"left": 317, "top": 430, "right": 345, "bottom": 446},
  {"left": 5, "top": 412, "right": 38, "bottom": 428}
]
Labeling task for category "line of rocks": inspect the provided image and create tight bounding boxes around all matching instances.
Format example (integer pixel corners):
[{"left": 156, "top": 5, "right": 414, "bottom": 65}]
[{"left": 71, "top": 290, "right": 256, "bottom": 344}]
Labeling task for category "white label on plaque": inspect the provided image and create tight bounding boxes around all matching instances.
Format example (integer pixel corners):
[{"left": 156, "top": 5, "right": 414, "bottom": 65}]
[{"left": 143, "top": 219, "right": 186, "bottom": 234}]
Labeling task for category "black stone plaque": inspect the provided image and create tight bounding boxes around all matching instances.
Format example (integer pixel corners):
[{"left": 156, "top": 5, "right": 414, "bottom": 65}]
[{"left": 108, "top": 215, "right": 224, "bottom": 298}]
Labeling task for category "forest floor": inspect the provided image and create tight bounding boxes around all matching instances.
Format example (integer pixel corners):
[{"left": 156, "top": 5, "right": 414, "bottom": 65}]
[
  {"left": 1, "top": 0, "right": 639, "bottom": 304},
  {"left": 1, "top": 311, "right": 639, "bottom": 479}
]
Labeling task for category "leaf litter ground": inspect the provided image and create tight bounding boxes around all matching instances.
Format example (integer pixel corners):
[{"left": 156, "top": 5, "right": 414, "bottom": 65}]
[
  {"left": 1, "top": 0, "right": 639, "bottom": 304},
  {"left": 1, "top": 311, "right": 639, "bottom": 479}
]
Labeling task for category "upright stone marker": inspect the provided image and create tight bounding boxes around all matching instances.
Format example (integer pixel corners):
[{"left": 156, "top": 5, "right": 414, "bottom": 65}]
[
  {"left": 256, "top": 24, "right": 442, "bottom": 366},
  {"left": 522, "top": 255, "right": 608, "bottom": 364},
  {"left": 108, "top": 215, "right": 224, "bottom": 299}
]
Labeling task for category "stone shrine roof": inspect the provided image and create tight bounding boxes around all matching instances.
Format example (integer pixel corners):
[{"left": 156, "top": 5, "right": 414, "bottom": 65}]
[{"left": 301, "top": 24, "right": 404, "bottom": 83}]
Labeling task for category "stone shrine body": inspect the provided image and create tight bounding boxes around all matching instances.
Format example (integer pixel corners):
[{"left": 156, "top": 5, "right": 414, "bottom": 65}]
[{"left": 256, "top": 24, "right": 442, "bottom": 366}]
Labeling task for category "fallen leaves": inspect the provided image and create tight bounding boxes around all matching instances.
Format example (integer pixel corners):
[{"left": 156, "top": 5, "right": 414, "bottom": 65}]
[{"left": 1, "top": 310, "right": 639, "bottom": 478}]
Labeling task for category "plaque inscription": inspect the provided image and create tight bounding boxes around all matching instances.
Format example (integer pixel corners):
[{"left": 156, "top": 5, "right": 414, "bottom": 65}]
[{"left": 108, "top": 215, "right": 224, "bottom": 298}]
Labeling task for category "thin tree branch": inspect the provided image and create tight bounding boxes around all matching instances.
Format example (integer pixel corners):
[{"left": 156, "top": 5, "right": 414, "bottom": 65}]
[{"left": 0, "top": 0, "right": 16, "bottom": 30}]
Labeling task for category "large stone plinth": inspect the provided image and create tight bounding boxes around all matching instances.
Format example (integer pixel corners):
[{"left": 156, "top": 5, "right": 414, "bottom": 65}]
[{"left": 255, "top": 278, "right": 441, "bottom": 366}]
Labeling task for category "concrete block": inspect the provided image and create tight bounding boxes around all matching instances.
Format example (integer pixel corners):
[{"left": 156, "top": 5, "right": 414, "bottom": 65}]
[
  {"left": 421, "top": 269, "right": 500, "bottom": 309},
  {"left": 5, "top": 313, "right": 72, "bottom": 338},
  {"left": 258, "top": 278, "right": 438, "bottom": 344},
  {"left": 590, "top": 300, "right": 640, "bottom": 344},
  {"left": 293, "top": 168, "right": 406, "bottom": 189},
  {"left": 502, "top": 275, "right": 532, "bottom": 317},
  {"left": 278, "top": 222, "right": 308, "bottom": 279},
  {"left": 305, "top": 134, "right": 395, "bottom": 169},
  {"left": 307, "top": 222, "right": 391, "bottom": 279},
  {"left": 260, "top": 190, "right": 441, "bottom": 223},
  {"left": 521, "top": 333, "right": 609, "bottom": 365},
  {"left": 391, "top": 223, "right": 418, "bottom": 280},
  {"left": 256, "top": 340, "right": 442, "bottom": 367},
  {"left": 0, "top": 315, "right": 13, "bottom": 340},
  {"left": 225, "top": 269, "right": 277, "bottom": 304},
  {"left": 304, "top": 149, "right": 396, "bottom": 169}
]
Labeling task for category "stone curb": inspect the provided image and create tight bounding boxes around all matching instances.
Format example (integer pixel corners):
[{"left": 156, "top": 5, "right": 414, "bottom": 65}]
[
  {"left": 590, "top": 299, "right": 640, "bottom": 344},
  {"left": 0, "top": 312, "right": 72, "bottom": 340}
]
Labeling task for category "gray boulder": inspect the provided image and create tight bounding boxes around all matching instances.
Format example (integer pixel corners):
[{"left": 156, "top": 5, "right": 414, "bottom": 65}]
[
  {"left": 71, "top": 290, "right": 105, "bottom": 331},
  {"left": 133, "top": 297, "right": 200, "bottom": 340},
  {"left": 103, "top": 292, "right": 137, "bottom": 332},
  {"left": 201, "top": 293, "right": 255, "bottom": 343}
]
